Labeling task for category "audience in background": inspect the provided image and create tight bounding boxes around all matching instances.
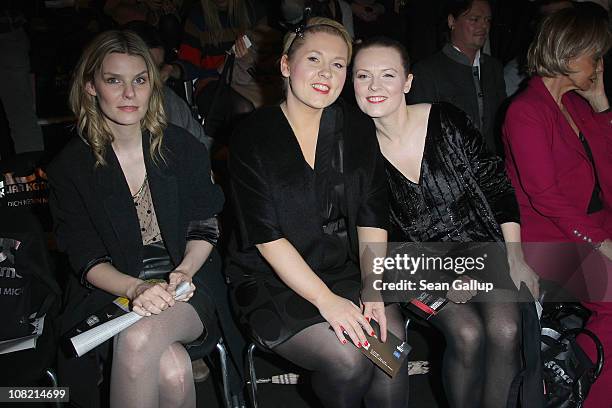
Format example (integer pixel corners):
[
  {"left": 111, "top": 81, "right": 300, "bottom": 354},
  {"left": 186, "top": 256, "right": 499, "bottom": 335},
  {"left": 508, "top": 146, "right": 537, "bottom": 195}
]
[
  {"left": 283, "top": 0, "right": 355, "bottom": 38},
  {"left": 174, "top": 0, "right": 270, "bottom": 137},
  {"left": 504, "top": 0, "right": 573, "bottom": 97},
  {"left": 408, "top": 0, "right": 506, "bottom": 156},
  {"left": 104, "top": 0, "right": 183, "bottom": 60},
  {"left": 0, "top": 3, "right": 45, "bottom": 160},
  {"left": 125, "top": 21, "right": 214, "bottom": 151}
]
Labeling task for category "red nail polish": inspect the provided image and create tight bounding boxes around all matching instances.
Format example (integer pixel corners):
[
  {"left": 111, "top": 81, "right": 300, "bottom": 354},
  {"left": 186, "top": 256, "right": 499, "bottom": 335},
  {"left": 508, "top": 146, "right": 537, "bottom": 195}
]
[
  {"left": 342, "top": 339, "right": 347, "bottom": 344},
  {"left": 364, "top": 341, "right": 369, "bottom": 347},
  {"left": 357, "top": 342, "right": 361, "bottom": 348},
  {"left": 366, "top": 316, "right": 370, "bottom": 322}
]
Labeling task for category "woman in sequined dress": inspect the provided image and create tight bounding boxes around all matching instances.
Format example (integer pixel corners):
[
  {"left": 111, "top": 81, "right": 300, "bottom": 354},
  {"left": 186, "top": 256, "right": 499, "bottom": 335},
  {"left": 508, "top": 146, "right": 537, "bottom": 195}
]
[{"left": 353, "top": 36, "right": 539, "bottom": 408}]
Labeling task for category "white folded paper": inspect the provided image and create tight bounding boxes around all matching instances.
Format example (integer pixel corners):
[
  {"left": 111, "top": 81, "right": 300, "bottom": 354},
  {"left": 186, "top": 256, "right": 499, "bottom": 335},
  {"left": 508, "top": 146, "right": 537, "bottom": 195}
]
[{"left": 70, "top": 282, "right": 191, "bottom": 357}]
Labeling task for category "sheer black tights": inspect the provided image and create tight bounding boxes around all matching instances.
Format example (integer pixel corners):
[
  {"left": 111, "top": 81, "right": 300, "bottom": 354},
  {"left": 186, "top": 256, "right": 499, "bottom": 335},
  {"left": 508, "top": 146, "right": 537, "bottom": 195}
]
[
  {"left": 110, "top": 302, "right": 203, "bottom": 408},
  {"left": 429, "top": 292, "right": 520, "bottom": 408},
  {"left": 273, "top": 304, "right": 409, "bottom": 408}
]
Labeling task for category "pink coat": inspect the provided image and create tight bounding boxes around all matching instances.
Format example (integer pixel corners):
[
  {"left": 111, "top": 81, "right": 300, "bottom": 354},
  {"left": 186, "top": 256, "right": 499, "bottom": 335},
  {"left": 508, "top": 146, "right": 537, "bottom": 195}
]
[
  {"left": 503, "top": 76, "right": 612, "bottom": 244},
  {"left": 504, "top": 76, "right": 612, "bottom": 408}
]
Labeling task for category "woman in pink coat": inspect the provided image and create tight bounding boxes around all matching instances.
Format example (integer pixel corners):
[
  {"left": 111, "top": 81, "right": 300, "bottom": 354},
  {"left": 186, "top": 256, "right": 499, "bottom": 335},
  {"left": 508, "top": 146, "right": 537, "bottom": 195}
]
[{"left": 503, "top": 8, "right": 612, "bottom": 407}]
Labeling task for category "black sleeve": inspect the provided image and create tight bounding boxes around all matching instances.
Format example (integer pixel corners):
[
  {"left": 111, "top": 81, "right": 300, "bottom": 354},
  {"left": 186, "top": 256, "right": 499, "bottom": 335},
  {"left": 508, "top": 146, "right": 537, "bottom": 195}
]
[
  {"left": 47, "top": 159, "right": 111, "bottom": 286},
  {"left": 448, "top": 105, "right": 520, "bottom": 225},
  {"left": 186, "top": 218, "right": 220, "bottom": 246},
  {"left": 229, "top": 128, "right": 283, "bottom": 249},
  {"left": 182, "top": 130, "right": 225, "bottom": 223}
]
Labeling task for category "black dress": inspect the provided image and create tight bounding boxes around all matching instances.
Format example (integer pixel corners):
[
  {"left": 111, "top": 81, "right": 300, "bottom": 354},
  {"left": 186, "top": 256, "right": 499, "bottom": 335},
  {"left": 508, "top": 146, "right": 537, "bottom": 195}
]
[
  {"left": 386, "top": 103, "right": 519, "bottom": 288},
  {"left": 227, "top": 100, "right": 388, "bottom": 349}
]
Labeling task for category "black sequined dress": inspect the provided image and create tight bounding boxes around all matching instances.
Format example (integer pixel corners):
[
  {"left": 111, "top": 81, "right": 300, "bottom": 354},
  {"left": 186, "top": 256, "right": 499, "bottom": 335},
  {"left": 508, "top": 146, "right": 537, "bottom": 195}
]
[{"left": 386, "top": 103, "right": 519, "bottom": 288}]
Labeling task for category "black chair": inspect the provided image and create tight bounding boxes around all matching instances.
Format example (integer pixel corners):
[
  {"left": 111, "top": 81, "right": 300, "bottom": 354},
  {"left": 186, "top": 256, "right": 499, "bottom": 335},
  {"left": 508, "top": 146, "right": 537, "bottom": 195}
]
[{"left": 185, "top": 321, "right": 233, "bottom": 408}]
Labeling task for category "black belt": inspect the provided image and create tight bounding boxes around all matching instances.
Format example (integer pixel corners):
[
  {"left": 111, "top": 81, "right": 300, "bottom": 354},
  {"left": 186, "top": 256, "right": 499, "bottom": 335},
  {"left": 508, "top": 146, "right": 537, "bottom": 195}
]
[{"left": 139, "top": 241, "right": 175, "bottom": 280}]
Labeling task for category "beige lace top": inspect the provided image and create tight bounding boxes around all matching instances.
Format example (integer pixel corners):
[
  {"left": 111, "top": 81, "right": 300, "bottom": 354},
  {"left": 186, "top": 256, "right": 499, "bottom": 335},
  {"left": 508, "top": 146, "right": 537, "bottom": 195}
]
[{"left": 132, "top": 175, "right": 162, "bottom": 245}]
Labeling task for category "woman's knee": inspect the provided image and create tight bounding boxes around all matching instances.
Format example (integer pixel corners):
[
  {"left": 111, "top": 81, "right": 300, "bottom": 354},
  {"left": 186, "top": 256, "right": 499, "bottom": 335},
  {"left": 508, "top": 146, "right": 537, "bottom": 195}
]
[
  {"left": 112, "top": 324, "right": 157, "bottom": 380},
  {"left": 486, "top": 317, "right": 519, "bottom": 351},
  {"left": 326, "top": 347, "right": 373, "bottom": 383},
  {"left": 449, "top": 321, "right": 485, "bottom": 357},
  {"left": 116, "top": 321, "right": 155, "bottom": 355},
  {"left": 159, "top": 344, "right": 192, "bottom": 398}
]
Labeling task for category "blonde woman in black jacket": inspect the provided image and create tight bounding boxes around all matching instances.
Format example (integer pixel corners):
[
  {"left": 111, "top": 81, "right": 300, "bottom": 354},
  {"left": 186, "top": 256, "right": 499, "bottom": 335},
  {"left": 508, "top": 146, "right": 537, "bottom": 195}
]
[{"left": 48, "top": 30, "right": 223, "bottom": 408}]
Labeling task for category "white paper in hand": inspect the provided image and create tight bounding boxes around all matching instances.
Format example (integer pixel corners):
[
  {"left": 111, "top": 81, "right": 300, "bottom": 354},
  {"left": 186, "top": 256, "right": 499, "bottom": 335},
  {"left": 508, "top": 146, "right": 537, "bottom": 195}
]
[{"left": 70, "top": 282, "right": 192, "bottom": 357}]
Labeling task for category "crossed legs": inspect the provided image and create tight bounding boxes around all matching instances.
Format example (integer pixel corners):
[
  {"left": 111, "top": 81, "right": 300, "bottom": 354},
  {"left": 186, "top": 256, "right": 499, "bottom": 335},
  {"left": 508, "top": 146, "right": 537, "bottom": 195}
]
[{"left": 110, "top": 302, "right": 204, "bottom": 408}]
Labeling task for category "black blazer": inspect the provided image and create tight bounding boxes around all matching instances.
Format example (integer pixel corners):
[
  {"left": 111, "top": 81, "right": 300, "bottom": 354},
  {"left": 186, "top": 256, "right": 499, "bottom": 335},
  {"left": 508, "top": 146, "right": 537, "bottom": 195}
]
[{"left": 48, "top": 124, "right": 224, "bottom": 333}]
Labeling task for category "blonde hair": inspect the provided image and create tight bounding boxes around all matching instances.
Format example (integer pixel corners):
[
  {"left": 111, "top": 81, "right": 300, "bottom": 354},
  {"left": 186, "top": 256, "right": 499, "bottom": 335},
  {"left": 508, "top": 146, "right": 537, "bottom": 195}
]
[
  {"left": 69, "top": 30, "right": 166, "bottom": 166},
  {"left": 281, "top": 17, "right": 352, "bottom": 94},
  {"left": 199, "top": 0, "right": 251, "bottom": 46},
  {"left": 282, "top": 17, "right": 353, "bottom": 63},
  {"left": 527, "top": 7, "right": 611, "bottom": 77}
]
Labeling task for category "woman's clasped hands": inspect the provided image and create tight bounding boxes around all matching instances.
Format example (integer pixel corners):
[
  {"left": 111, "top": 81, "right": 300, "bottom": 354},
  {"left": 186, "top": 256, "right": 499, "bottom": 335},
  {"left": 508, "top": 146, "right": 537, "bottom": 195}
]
[{"left": 127, "top": 270, "right": 196, "bottom": 316}]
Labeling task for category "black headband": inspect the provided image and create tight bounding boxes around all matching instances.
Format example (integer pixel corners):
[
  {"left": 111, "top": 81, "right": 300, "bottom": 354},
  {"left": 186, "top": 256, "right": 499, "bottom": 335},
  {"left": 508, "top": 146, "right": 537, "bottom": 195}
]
[{"left": 287, "top": 16, "right": 345, "bottom": 53}]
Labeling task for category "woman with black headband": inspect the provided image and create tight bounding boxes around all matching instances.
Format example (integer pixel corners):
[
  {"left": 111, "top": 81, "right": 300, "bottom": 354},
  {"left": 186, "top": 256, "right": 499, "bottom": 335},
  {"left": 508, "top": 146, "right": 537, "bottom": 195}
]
[{"left": 226, "top": 17, "right": 409, "bottom": 408}]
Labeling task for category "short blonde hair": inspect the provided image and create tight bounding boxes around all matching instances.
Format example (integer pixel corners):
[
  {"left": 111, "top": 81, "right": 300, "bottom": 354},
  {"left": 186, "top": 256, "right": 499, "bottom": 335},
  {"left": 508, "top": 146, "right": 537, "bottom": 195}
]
[
  {"left": 527, "top": 7, "right": 611, "bottom": 77},
  {"left": 282, "top": 17, "right": 353, "bottom": 63},
  {"left": 69, "top": 30, "right": 166, "bottom": 166}
]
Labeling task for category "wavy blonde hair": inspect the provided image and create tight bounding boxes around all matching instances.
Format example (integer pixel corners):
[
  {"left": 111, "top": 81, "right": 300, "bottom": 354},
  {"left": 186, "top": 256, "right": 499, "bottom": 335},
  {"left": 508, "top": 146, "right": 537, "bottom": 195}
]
[{"left": 69, "top": 30, "right": 166, "bottom": 166}]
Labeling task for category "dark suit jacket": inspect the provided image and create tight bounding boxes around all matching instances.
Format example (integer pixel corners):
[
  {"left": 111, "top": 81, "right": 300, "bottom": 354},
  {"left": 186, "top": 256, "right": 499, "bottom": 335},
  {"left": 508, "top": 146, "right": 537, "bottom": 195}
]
[
  {"left": 48, "top": 124, "right": 224, "bottom": 333},
  {"left": 408, "top": 44, "right": 507, "bottom": 155}
]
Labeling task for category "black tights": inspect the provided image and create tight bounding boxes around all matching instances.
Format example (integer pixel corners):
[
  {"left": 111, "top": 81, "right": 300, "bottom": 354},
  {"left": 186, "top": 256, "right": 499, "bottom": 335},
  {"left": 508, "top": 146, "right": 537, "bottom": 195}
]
[
  {"left": 429, "top": 290, "right": 520, "bottom": 408},
  {"left": 273, "top": 304, "right": 409, "bottom": 408}
]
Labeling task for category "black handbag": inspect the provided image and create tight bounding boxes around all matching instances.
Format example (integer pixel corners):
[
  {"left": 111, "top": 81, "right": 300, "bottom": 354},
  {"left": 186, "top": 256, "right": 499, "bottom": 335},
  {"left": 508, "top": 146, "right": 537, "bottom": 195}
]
[
  {"left": 197, "top": 52, "right": 235, "bottom": 140},
  {"left": 0, "top": 208, "right": 60, "bottom": 343},
  {"left": 506, "top": 283, "right": 545, "bottom": 408},
  {"left": 540, "top": 301, "right": 604, "bottom": 408}
]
